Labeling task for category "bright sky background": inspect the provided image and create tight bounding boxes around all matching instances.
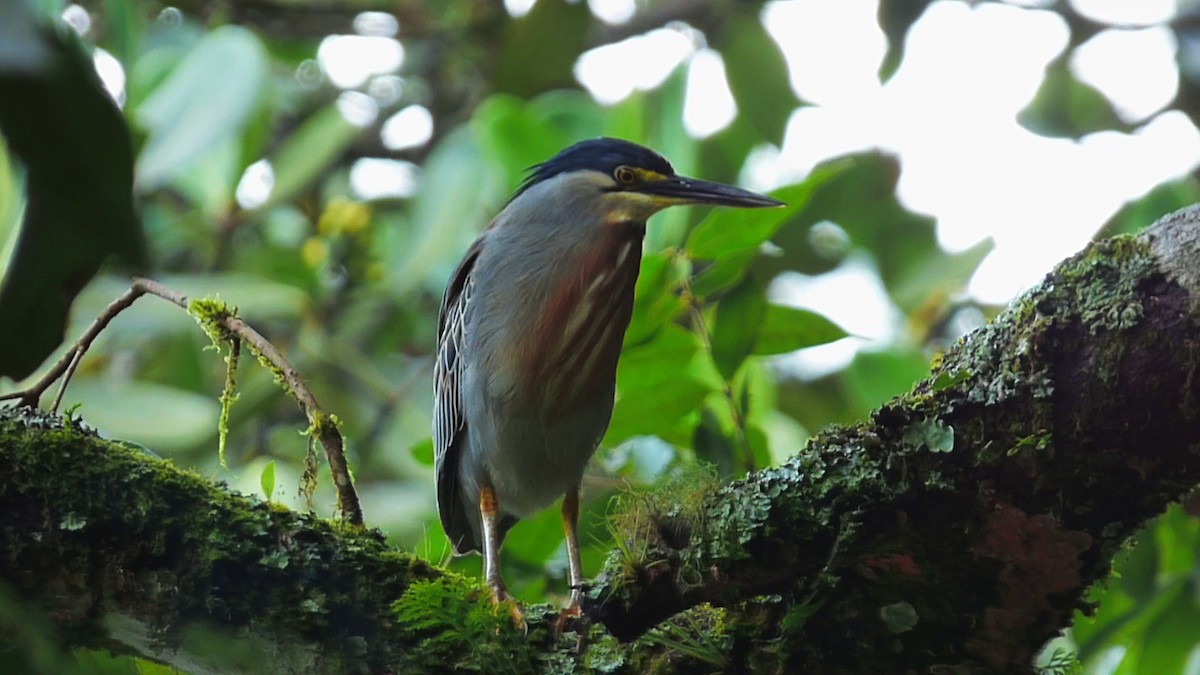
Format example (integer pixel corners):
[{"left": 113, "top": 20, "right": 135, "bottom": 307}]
[
  {"left": 567, "top": 0, "right": 1199, "bottom": 305},
  {"left": 571, "top": 0, "right": 1199, "bottom": 373},
  {"left": 77, "top": 0, "right": 1200, "bottom": 373}
]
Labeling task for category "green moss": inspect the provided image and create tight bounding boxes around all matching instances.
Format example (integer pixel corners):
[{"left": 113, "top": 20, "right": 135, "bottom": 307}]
[
  {"left": 391, "top": 576, "right": 538, "bottom": 673},
  {"left": 301, "top": 438, "right": 319, "bottom": 509},
  {"left": 635, "top": 603, "right": 730, "bottom": 671},
  {"left": 588, "top": 229, "right": 1184, "bottom": 669},
  {"left": 1053, "top": 236, "right": 1155, "bottom": 332},
  {"left": 919, "top": 235, "right": 1158, "bottom": 418},
  {"left": 901, "top": 418, "right": 954, "bottom": 453},
  {"left": 582, "top": 630, "right": 626, "bottom": 672},
  {"left": 187, "top": 296, "right": 243, "bottom": 467},
  {"left": 0, "top": 408, "right": 440, "bottom": 672},
  {"left": 187, "top": 296, "right": 238, "bottom": 346},
  {"left": 879, "top": 601, "right": 918, "bottom": 634},
  {"left": 605, "top": 463, "right": 720, "bottom": 587},
  {"left": 216, "top": 339, "right": 240, "bottom": 468},
  {"left": 299, "top": 412, "right": 344, "bottom": 505}
]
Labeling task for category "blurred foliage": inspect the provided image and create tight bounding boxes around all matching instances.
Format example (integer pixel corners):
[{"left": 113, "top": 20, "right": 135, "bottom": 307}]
[
  {"left": 1067, "top": 505, "right": 1200, "bottom": 674},
  {"left": 0, "top": 1, "right": 146, "bottom": 380},
  {"left": 0, "top": 0, "right": 1197, "bottom": 671}
]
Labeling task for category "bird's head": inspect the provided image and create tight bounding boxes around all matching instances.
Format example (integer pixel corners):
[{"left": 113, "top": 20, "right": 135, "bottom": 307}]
[{"left": 511, "top": 138, "right": 783, "bottom": 224}]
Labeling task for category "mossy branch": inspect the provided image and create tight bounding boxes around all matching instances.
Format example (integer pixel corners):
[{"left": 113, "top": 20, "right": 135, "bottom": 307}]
[
  {"left": 1, "top": 208, "right": 1199, "bottom": 672},
  {"left": 585, "top": 208, "right": 1200, "bottom": 671},
  {"left": 0, "top": 277, "right": 363, "bottom": 526},
  {"left": 0, "top": 408, "right": 439, "bottom": 673}
]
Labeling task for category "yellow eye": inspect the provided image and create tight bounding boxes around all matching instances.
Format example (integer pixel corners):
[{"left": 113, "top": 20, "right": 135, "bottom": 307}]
[{"left": 613, "top": 166, "right": 637, "bottom": 186}]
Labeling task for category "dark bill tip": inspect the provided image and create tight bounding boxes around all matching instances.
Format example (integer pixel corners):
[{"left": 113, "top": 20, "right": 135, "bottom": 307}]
[{"left": 638, "top": 175, "right": 785, "bottom": 208}]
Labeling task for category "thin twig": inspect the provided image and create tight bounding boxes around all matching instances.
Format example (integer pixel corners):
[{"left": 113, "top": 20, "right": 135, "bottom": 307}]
[
  {"left": 1, "top": 284, "right": 148, "bottom": 408},
  {"left": 2, "top": 277, "right": 364, "bottom": 526},
  {"left": 132, "top": 278, "right": 363, "bottom": 526},
  {"left": 51, "top": 347, "right": 86, "bottom": 413}
]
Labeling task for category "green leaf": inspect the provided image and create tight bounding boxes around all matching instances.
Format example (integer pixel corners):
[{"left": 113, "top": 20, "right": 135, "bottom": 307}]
[
  {"left": 260, "top": 460, "right": 276, "bottom": 501},
  {"left": 745, "top": 418, "right": 773, "bottom": 473},
  {"left": 384, "top": 126, "right": 506, "bottom": 293},
  {"left": 693, "top": 405, "right": 738, "bottom": 478},
  {"left": 877, "top": 0, "right": 929, "bottom": 81},
  {"left": 710, "top": 276, "right": 767, "bottom": 379},
  {"left": 766, "top": 152, "right": 989, "bottom": 315},
  {"left": 70, "top": 650, "right": 143, "bottom": 675},
  {"left": 889, "top": 237, "right": 994, "bottom": 315},
  {"left": 500, "top": 503, "right": 563, "bottom": 566},
  {"left": 169, "top": 136, "right": 239, "bottom": 217},
  {"left": 844, "top": 348, "right": 930, "bottom": 412},
  {"left": 1153, "top": 505, "right": 1200, "bottom": 576},
  {"left": 62, "top": 378, "right": 220, "bottom": 451},
  {"left": 753, "top": 305, "right": 848, "bottom": 355},
  {"left": 472, "top": 94, "right": 570, "bottom": 188},
  {"left": 642, "top": 68, "right": 693, "bottom": 252},
  {"left": 527, "top": 89, "right": 610, "bottom": 143},
  {"left": 718, "top": 12, "right": 799, "bottom": 143},
  {"left": 1136, "top": 580, "right": 1200, "bottom": 675},
  {"left": 686, "top": 166, "right": 841, "bottom": 260},
  {"left": 1073, "top": 506, "right": 1200, "bottom": 669},
  {"left": 606, "top": 325, "right": 722, "bottom": 445},
  {"left": 696, "top": 114, "right": 765, "bottom": 193},
  {"left": 1017, "top": 53, "right": 1131, "bottom": 139},
  {"left": 493, "top": 0, "right": 589, "bottom": 99},
  {"left": 136, "top": 26, "right": 268, "bottom": 189},
  {"left": 690, "top": 249, "right": 756, "bottom": 298},
  {"left": 0, "top": 6, "right": 147, "bottom": 379},
  {"left": 410, "top": 437, "right": 435, "bottom": 467},
  {"left": 1096, "top": 176, "right": 1200, "bottom": 239},
  {"left": 0, "top": 134, "right": 20, "bottom": 264},
  {"left": 263, "top": 104, "right": 359, "bottom": 209},
  {"left": 931, "top": 368, "right": 970, "bottom": 392},
  {"left": 98, "top": 0, "right": 142, "bottom": 65},
  {"left": 624, "top": 251, "right": 689, "bottom": 346}
]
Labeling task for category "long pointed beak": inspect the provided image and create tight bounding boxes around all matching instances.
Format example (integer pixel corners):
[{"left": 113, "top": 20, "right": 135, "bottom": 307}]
[{"left": 636, "top": 175, "right": 784, "bottom": 208}]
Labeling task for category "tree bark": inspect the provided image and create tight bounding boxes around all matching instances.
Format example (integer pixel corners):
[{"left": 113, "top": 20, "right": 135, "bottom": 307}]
[{"left": 2, "top": 207, "right": 1199, "bottom": 673}]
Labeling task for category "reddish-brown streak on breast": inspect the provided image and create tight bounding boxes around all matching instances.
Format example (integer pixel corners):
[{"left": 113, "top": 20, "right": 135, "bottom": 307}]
[{"left": 521, "top": 225, "right": 644, "bottom": 418}]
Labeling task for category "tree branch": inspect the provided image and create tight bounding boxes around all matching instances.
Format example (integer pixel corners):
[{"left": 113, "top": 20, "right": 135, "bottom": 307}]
[
  {"left": 587, "top": 208, "right": 1200, "bottom": 671},
  {"left": 0, "top": 407, "right": 440, "bottom": 673},
  {"left": 2, "top": 207, "right": 1199, "bottom": 672},
  {"left": 1, "top": 277, "right": 363, "bottom": 526}
]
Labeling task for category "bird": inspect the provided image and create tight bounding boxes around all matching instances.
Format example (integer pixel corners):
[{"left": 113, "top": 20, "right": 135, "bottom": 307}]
[{"left": 433, "top": 137, "right": 781, "bottom": 620}]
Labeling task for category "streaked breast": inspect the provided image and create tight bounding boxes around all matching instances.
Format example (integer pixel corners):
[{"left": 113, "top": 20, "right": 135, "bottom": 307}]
[{"left": 523, "top": 227, "right": 644, "bottom": 418}]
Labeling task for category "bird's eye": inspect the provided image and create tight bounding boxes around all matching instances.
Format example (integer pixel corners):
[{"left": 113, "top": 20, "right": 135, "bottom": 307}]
[{"left": 613, "top": 166, "right": 637, "bottom": 186}]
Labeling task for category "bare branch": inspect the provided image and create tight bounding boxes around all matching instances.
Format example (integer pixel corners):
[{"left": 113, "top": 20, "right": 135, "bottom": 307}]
[{"left": 0, "top": 283, "right": 148, "bottom": 408}]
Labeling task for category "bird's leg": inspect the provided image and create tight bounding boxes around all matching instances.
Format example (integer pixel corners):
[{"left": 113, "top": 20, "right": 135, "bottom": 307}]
[
  {"left": 561, "top": 486, "right": 585, "bottom": 615},
  {"left": 479, "top": 484, "right": 524, "bottom": 628}
]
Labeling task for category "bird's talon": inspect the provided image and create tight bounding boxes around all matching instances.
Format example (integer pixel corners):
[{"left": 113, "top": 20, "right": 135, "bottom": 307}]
[
  {"left": 508, "top": 604, "right": 527, "bottom": 633},
  {"left": 554, "top": 595, "right": 589, "bottom": 635},
  {"left": 489, "top": 586, "right": 526, "bottom": 632}
]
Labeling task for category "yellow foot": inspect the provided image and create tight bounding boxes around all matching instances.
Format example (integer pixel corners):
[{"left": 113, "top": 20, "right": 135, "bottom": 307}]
[
  {"left": 490, "top": 585, "right": 526, "bottom": 632},
  {"left": 554, "top": 595, "right": 586, "bottom": 634}
]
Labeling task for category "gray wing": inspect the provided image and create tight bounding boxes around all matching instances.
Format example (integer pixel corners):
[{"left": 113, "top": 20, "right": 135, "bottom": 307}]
[{"left": 434, "top": 240, "right": 482, "bottom": 554}]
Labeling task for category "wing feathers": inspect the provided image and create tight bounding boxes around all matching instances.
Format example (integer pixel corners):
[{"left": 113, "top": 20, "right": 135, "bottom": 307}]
[{"left": 434, "top": 239, "right": 483, "bottom": 553}]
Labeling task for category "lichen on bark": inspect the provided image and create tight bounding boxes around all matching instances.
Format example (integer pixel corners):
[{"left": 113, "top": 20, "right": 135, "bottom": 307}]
[
  {"left": 1, "top": 209, "right": 1199, "bottom": 673},
  {"left": 0, "top": 408, "right": 439, "bottom": 673},
  {"left": 587, "top": 223, "right": 1200, "bottom": 672}
]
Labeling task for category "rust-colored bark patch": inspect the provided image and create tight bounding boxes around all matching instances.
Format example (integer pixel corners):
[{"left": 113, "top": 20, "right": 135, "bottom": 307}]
[
  {"left": 967, "top": 502, "right": 1092, "bottom": 669},
  {"left": 858, "top": 553, "right": 922, "bottom": 581}
]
